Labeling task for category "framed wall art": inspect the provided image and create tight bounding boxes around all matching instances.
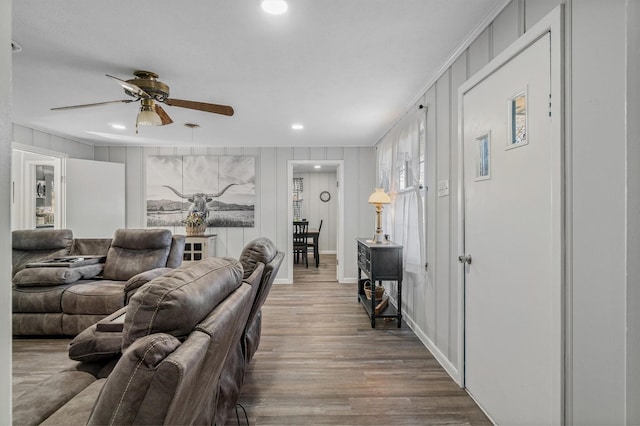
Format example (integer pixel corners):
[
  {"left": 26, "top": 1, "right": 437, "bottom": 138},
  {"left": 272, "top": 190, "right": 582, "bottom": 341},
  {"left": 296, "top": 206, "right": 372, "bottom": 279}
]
[{"left": 146, "top": 155, "right": 255, "bottom": 228}]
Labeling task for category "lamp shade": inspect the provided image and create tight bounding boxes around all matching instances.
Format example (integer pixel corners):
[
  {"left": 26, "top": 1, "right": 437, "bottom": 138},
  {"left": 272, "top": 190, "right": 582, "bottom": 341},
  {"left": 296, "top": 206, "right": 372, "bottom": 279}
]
[
  {"left": 136, "top": 109, "right": 162, "bottom": 126},
  {"left": 368, "top": 188, "right": 391, "bottom": 204}
]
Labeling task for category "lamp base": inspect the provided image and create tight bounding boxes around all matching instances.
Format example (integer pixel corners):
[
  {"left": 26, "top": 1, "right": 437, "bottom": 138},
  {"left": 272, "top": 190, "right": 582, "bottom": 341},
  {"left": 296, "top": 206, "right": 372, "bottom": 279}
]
[{"left": 372, "top": 232, "right": 386, "bottom": 244}]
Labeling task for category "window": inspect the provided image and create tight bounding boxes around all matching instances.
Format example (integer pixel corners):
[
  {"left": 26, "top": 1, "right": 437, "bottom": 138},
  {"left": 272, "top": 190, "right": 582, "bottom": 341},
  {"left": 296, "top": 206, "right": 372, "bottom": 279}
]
[{"left": 507, "top": 90, "right": 528, "bottom": 148}]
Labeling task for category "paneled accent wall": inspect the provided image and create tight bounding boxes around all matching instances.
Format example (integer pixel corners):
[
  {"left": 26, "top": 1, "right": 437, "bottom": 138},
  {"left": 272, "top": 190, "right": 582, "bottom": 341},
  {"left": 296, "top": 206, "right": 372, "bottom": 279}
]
[
  {"left": 95, "top": 145, "right": 375, "bottom": 283},
  {"left": 10, "top": 123, "right": 375, "bottom": 283},
  {"left": 382, "top": 0, "right": 563, "bottom": 381},
  {"left": 379, "top": 0, "right": 637, "bottom": 423},
  {"left": 12, "top": 124, "right": 95, "bottom": 159}
]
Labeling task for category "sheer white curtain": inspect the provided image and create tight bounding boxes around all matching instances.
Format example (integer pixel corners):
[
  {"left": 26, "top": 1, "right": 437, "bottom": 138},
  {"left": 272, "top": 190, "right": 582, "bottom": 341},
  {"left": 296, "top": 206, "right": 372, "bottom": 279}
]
[{"left": 377, "top": 108, "right": 426, "bottom": 275}]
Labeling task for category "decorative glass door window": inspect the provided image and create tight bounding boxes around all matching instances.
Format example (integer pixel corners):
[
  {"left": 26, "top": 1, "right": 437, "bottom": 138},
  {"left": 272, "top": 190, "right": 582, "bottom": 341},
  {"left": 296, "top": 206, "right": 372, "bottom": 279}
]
[
  {"left": 475, "top": 133, "right": 491, "bottom": 181},
  {"left": 507, "top": 90, "right": 528, "bottom": 148}
]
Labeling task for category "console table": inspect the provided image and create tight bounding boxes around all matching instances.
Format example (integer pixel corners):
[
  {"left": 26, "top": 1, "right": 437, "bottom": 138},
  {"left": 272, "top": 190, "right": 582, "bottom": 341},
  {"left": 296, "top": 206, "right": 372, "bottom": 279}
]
[{"left": 356, "top": 238, "right": 403, "bottom": 328}]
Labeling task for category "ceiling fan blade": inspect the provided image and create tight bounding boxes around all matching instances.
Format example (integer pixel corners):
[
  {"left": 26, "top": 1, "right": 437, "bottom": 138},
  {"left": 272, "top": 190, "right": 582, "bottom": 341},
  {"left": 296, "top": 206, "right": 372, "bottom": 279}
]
[
  {"left": 106, "top": 74, "right": 150, "bottom": 98},
  {"left": 51, "top": 99, "right": 135, "bottom": 111},
  {"left": 164, "top": 98, "right": 234, "bottom": 116},
  {"left": 155, "top": 104, "right": 173, "bottom": 125}
]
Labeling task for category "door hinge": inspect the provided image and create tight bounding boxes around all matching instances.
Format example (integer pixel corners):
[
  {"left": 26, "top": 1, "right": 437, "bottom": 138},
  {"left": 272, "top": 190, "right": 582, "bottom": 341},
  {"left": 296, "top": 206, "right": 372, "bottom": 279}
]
[{"left": 548, "top": 93, "right": 552, "bottom": 117}]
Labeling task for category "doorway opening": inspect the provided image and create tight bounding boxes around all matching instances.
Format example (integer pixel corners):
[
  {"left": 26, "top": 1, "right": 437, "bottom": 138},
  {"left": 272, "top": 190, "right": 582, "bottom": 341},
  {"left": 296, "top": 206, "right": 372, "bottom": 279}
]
[
  {"left": 287, "top": 160, "right": 344, "bottom": 283},
  {"left": 11, "top": 144, "right": 64, "bottom": 231}
]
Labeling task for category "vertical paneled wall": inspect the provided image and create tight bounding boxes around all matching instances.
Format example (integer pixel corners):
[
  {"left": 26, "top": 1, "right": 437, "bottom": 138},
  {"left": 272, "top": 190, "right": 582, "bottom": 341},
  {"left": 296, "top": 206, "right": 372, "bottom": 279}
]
[
  {"left": 95, "top": 145, "right": 375, "bottom": 283},
  {"left": 377, "top": 0, "right": 562, "bottom": 379},
  {"left": 12, "top": 124, "right": 95, "bottom": 159}
]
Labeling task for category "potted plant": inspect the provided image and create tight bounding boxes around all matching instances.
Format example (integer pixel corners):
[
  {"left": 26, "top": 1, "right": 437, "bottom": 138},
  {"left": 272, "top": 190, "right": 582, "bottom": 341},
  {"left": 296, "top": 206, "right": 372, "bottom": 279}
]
[{"left": 183, "top": 211, "right": 207, "bottom": 236}]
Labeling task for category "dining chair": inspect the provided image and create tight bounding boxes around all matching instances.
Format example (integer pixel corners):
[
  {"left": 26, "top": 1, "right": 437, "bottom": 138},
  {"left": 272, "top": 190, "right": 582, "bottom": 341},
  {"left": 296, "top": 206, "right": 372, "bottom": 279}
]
[
  {"left": 307, "top": 219, "right": 322, "bottom": 253},
  {"left": 293, "top": 221, "right": 308, "bottom": 268}
]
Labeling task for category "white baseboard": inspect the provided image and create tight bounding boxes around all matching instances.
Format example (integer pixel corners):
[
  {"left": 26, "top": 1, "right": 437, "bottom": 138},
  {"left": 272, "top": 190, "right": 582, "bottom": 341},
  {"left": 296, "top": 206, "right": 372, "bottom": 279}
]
[{"left": 386, "top": 295, "right": 462, "bottom": 386}]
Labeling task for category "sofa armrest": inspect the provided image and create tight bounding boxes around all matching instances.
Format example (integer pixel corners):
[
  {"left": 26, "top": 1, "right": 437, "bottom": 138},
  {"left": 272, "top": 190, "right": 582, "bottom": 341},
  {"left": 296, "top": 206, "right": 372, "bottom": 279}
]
[{"left": 124, "top": 267, "right": 173, "bottom": 302}]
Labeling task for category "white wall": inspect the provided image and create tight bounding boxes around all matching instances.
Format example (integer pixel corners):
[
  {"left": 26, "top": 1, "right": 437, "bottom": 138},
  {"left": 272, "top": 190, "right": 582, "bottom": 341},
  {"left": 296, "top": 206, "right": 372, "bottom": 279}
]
[
  {"left": 390, "top": 0, "right": 551, "bottom": 381},
  {"left": 570, "top": 0, "right": 627, "bottom": 423},
  {"left": 95, "top": 145, "right": 375, "bottom": 282},
  {"left": 293, "top": 171, "right": 337, "bottom": 252},
  {"left": 627, "top": 1, "right": 640, "bottom": 423},
  {"left": 1, "top": 1, "right": 12, "bottom": 422}
]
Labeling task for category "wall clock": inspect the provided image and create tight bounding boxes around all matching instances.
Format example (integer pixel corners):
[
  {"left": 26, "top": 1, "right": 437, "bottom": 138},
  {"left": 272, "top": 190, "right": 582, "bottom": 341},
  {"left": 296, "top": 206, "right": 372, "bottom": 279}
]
[{"left": 319, "top": 191, "right": 331, "bottom": 202}]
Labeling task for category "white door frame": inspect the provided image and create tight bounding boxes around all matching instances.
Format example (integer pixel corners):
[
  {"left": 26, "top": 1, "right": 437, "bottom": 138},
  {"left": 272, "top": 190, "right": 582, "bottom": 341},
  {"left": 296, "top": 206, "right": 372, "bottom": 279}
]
[
  {"left": 456, "top": 6, "right": 564, "bottom": 424},
  {"left": 287, "top": 160, "right": 345, "bottom": 283},
  {"left": 11, "top": 143, "right": 66, "bottom": 231}
]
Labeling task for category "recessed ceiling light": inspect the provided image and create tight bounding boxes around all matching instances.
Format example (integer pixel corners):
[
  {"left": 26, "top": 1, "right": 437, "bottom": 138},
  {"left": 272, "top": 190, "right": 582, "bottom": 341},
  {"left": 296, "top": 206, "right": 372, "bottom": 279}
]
[
  {"left": 314, "top": 165, "right": 321, "bottom": 169},
  {"left": 291, "top": 123, "right": 304, "bottom": 130},
  {"left": 261, "top": 0, "right": 288, "bottom": 15},
  {"left": 110, "top": 123, "right": 126, "bottom": 130}
]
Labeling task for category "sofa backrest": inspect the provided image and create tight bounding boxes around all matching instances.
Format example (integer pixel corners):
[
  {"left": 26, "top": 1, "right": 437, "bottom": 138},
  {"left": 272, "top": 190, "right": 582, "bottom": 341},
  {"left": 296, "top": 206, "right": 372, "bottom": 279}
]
[
  {"left": 102, "top": 229, "right": 174, "bottom": 281},
  {"left": 239, "top": 237, "right": 284, "bottom": 332},
  {"left": 11, "top": 229, "right": 74, "bottom": 277},
  {"left": 121, "top": 256, "right": 244, "bottom": 350},
  {"left": 166, "top": 234, "right": 186, "bottom": 268},
  {"left": 87, "top": 261, "right": 260, "bottom": 425}
]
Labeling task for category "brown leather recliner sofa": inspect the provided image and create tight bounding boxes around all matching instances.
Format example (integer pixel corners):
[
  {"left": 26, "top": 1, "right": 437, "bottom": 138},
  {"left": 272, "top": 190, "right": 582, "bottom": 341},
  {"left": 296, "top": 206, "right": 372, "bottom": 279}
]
[
  {"left": 12, "top": 228, "right": 185, "bottom": 336},
  {"left": 13, "top": 238, "right": 284, "bottom": 425}
]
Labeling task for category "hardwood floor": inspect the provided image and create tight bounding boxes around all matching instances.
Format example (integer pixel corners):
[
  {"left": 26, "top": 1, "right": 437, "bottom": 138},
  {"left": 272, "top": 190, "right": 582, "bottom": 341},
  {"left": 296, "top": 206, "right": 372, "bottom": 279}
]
[{"left": 13, "top": 254, "right": 490, "bottom": 425}]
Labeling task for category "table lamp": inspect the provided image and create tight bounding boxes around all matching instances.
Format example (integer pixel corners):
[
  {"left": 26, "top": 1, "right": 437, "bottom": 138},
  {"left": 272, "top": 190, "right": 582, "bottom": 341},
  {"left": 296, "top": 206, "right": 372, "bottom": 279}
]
[{"left": 368, "top": 188, "right": 391, "bottom": 243}]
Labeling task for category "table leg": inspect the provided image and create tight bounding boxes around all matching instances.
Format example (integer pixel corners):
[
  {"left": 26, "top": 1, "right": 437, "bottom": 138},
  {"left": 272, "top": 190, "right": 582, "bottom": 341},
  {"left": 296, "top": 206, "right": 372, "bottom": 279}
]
[
  {"left": 397, "top": 280, "right": 402, "bottom": 328},
  {"left": 314, "top": 237, "right": 319, "bottom": 267}
]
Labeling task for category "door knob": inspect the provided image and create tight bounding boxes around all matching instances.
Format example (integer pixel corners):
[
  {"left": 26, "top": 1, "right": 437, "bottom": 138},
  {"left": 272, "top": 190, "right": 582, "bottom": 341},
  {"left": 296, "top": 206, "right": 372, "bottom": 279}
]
[{"left": 458, "top": 255, "right": 472, "bottom": 265}]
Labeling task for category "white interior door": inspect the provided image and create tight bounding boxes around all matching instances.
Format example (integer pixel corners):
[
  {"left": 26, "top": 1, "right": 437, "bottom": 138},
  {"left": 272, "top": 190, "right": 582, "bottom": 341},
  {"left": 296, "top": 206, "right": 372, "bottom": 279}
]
[{"left": 462, "top": 33, "right": 557, "bottom": 424}]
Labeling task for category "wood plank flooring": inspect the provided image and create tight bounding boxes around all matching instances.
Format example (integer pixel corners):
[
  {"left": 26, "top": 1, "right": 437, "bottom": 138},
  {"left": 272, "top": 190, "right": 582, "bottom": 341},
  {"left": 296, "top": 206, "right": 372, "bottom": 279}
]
[{"left": 13, "top": 255, "right": 490, "bottom": 425}]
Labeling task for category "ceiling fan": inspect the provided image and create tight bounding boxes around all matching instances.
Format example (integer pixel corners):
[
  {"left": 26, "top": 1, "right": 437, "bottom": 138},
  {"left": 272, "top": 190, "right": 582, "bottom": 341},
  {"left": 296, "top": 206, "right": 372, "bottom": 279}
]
[{"left": 51, "top": 70, "right": 234, "bottom": 131}]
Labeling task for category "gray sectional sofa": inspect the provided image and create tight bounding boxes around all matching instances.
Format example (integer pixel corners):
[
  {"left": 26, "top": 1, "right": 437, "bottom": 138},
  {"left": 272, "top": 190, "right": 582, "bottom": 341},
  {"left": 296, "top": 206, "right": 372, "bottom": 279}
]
[
  {"left": 12, "top": 237, "right": 284, "bottom": 426},
  {"left": 12, "top": 228, "right": 185, "bottom": 336}
]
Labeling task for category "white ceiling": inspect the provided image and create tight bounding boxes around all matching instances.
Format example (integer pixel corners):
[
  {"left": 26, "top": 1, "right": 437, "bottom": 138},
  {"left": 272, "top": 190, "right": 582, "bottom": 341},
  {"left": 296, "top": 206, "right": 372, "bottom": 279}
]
[{"left": 11, "top": 0, "right": 502, "bottom": 148}]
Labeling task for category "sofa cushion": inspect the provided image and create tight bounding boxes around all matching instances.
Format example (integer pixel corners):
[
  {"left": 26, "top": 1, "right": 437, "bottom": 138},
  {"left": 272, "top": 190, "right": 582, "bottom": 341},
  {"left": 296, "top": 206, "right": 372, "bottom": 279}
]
[
  {"left": 40, "top": 379, "right": 106, "bottom": 426},
  {"left": 122, "top": 257, "right": 243, "bottom": 350},
  {"left": 12, "top": 265, "right": 103, "bottom": 287},
  {"left": 12, "top": 285, "right": 70, "bottom": 313},
  {"left": 12, "top": 229, "right": 74, "bottom": 276},
  {"left": 12, "top": 370, "right": 97, "bottom": 426},
  {"left": 102, "top": 229, "right": 173, "bottom": 281},
  {"left": 61, "top": 280, "right": 126, "bottom": 315},
  {"left": 239, "top": 237, "right": 277, "bottom": 279}
]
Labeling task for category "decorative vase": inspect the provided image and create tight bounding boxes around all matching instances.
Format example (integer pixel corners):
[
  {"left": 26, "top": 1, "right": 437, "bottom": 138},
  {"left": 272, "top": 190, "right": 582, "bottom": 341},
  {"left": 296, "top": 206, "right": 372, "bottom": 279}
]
[{"left": 186, "top": 223, "right": 207, "bottom": 236}]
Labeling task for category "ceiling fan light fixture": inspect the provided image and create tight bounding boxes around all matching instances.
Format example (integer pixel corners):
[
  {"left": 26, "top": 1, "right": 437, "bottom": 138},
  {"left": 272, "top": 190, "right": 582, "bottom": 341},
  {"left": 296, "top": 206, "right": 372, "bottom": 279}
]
[
  {"left": 136, "top": 101, "right": 162, "bottom": 127},
  {"left": 261, "top": 0, "right": 288, "bottom": 15}
]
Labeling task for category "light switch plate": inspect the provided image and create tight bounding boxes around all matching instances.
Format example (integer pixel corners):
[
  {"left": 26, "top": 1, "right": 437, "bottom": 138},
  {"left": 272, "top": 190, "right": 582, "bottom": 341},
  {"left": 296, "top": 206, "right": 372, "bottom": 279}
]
[{"left": 437, "top": 179, "right": 449, "bottom": 197}]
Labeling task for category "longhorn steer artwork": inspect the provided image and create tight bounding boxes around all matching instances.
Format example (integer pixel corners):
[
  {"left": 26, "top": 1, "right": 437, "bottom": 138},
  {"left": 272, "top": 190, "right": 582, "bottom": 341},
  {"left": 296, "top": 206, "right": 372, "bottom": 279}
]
[{"left": 163, "top": 183, "right": 238, "bottom": 220}]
